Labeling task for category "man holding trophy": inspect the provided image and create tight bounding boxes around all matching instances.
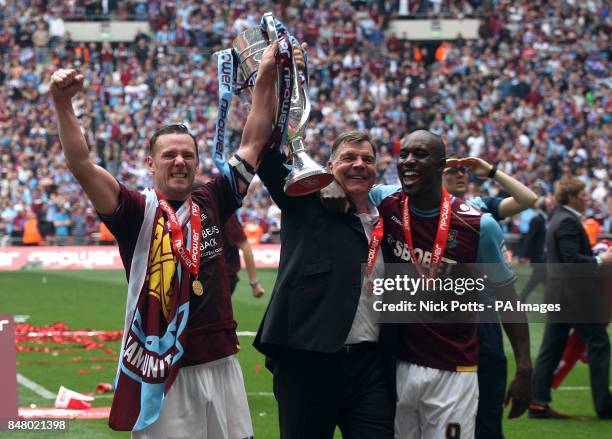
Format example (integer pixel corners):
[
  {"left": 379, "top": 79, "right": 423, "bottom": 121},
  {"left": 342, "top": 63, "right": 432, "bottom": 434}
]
[
  {"left": 239, "top": 15, "right": 394, "bottom": 439},
  {"left": 50, "top": 14, "right": 308, "bottom": 439}
]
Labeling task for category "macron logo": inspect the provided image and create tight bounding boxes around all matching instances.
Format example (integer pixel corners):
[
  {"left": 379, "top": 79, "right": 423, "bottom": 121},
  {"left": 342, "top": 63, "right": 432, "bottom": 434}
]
[{"left": 458, "top": 203, "right": 481, "bottom": 216}]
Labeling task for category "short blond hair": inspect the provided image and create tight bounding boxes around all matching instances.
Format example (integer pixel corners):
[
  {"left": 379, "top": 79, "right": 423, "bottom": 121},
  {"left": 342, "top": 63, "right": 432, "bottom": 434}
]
[{"left": 554, "top": 177, "right": 585, "bottom": 205}]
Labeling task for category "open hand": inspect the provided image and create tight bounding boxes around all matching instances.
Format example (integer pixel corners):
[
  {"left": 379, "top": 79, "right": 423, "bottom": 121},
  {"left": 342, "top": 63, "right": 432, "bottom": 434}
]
[{"left": 446, "top": 157, "right": 493, "bottom": 179}]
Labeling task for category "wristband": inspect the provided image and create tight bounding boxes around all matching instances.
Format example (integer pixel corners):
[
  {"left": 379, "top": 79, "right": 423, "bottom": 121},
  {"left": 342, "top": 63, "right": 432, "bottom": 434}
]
[{"left": 487, "top": 165, "right": 498, "bottom": 179}]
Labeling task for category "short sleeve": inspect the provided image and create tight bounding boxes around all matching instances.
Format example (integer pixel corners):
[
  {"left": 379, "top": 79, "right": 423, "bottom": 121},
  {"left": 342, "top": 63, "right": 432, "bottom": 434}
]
[
  {"left": 476, "top": 213, "right": 515, "bottom": 286},
  {"left": 368, "top": 184, "right": 401, "bottom": 208},
  {"left": 97, "top": 183, "right": 145, "bottom": 247},
  {"left": 468, "top": 196, "right": 502, "bottom": 221}
]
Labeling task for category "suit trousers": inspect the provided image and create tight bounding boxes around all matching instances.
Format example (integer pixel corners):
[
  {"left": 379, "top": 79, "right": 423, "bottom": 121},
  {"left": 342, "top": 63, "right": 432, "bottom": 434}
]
[
  {"left": 272, "top": 344, "right": 394, "bottom": 439},
  {"left": 532, "top": 322, "right": 612, "bottom": 418}
]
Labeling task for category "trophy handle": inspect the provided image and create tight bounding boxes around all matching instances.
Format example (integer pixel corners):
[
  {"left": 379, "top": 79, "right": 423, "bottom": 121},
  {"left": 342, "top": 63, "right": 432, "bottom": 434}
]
[{"left": 263, "top": 13, "right": 278, "bottom": 43}]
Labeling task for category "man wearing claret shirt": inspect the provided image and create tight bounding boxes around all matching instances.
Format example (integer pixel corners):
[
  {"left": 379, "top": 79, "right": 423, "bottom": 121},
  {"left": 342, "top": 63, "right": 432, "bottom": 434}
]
[
  {"left": 369, "top": 130, "right": 532, "bottom": 439},
  {"left": 442, "top": 153, "right": 537, "bottom": 439},
  {"left": 50, "top": 42, "right": 283, "bottom": 437}
]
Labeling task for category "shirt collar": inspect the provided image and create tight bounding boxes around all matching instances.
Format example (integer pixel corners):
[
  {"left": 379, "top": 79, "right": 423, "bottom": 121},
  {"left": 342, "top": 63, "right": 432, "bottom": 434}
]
[
  {"left": 562, "top": 205, "right": 583, "bottom": 221},
  {"left": 356, "top": 201, "right": 379, "bottom": 222}
]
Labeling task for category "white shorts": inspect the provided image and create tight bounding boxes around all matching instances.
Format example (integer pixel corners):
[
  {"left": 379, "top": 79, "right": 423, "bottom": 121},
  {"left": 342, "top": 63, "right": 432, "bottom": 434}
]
[
  {"left": 133, "top": 355, "right": 253, "bottom": 439},
  {"left": 395, "top": 362, "right": 478, "bottom": 439}
]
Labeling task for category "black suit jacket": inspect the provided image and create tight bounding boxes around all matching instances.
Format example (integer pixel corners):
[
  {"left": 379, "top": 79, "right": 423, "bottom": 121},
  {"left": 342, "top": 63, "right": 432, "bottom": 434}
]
[
  {"left": 253, "top": 150, "right": 370, "bottom": 357},
  {"left": 523, "top": 211, "right": 546, "bottom": 262},
  {"left": 544, "top": 206, "right": 602, "bottom": 322}
]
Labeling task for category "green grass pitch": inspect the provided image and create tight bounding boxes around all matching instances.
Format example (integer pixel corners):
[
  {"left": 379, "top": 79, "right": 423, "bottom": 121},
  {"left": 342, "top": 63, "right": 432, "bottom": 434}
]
[{"left": 0, "top": 266, "right": 610, "bottom": 438}]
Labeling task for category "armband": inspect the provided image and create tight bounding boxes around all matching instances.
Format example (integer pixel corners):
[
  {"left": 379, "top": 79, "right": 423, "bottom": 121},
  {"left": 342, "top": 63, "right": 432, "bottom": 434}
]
[{"left": 228, "top": 154, "right": 255, "bottom": 187}]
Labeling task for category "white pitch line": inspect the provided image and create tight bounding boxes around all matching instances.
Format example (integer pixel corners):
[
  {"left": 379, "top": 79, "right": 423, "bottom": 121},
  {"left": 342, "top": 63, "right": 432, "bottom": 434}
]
[
  {"left": 17, "top": 374, "right": 56, "bottom": 399},
  {"left": 237, "top": 331, "right": 257, "bottom": 336},
  {"left": 556, "top": 386, "right": 612, "bottom": 391}
]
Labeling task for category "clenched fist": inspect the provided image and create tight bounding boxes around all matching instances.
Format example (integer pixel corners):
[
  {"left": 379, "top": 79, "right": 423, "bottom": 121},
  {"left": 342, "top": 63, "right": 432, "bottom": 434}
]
[{"left": 50, "top": 69, "right": 85, "bottom": 102}]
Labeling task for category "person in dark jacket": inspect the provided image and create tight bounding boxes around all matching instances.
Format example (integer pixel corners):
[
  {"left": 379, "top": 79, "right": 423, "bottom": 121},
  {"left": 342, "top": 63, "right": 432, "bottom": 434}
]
[
  {"left": 254, "top": 131, "right": 394, "bottom": 438},
  {"left": 530, "top": 177, "right": 612, "bottom": 419},
  {"left": 520, "top": 197, "right": 550, "bottom": 302}
]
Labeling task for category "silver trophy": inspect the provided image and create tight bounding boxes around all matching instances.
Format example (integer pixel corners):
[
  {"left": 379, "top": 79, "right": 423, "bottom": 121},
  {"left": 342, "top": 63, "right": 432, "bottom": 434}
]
[{"left": 233, "top": 13, "right": 334, "bottom": 196}]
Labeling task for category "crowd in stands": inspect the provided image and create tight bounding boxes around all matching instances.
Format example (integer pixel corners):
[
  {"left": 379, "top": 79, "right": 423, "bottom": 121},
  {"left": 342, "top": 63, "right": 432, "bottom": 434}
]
[{"left": 0, "top": 0, "right": 610, "bottom": 247}]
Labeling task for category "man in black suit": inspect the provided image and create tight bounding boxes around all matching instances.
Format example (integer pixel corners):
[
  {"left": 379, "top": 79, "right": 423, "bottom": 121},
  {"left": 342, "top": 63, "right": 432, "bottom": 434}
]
[
  {"left": 520, "top": 197, "right": 550, "bottom": 302},
  {"left": 254, "top": 131, "right": 394, "bottom": 438},
  {"left": 530, "top": 177, "right": 612, "bottom": 419}
]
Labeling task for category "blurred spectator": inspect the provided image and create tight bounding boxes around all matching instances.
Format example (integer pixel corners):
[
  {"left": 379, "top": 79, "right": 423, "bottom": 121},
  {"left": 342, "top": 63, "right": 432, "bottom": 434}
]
[
  {"left": 243, "top": 222, "right": 264, "bottom": 244},
  {"left": 46, "top": 11, "right": 65, "bottom": 47},
  {"left": 32, "top": 20, "right": 50, "bottom": 64},
  {"left": 53, "top": 205, "right": 71, "bottom": 245},
  {"left": 71, "top": 205, "right": 88, "bottom": 245},
  {"left": 98, "top": 221, "right": 116, "bottom": 245},
  {"left": 584, "top": 211, "right": 603, "bottom": 247},
  {"left": 22, "top": 209, "right": 42, "bottom": 245}
]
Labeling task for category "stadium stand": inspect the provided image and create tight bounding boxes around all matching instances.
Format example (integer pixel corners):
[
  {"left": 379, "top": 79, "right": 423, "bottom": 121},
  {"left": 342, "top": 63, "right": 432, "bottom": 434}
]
[{"left": 0, "top": 0, "right": 609, "bottom": 246}]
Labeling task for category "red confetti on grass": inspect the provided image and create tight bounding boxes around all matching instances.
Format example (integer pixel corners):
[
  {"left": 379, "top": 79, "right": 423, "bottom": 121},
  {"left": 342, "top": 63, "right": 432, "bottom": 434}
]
[
  {"left": 14, "top": 322, "right": 122, "bottom": 359},
  {"left": 96, "top": 383, "right": 113, "bottom": 394},
  {"left": 78, "top": 369, "right": 92, "bottom": 374}
]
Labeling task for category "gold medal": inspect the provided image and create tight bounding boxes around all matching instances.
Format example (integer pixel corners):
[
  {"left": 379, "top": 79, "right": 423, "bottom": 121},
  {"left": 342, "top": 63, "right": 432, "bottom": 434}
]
[{"left": 192, "top": 280, "right": 204, "bottom": 296}]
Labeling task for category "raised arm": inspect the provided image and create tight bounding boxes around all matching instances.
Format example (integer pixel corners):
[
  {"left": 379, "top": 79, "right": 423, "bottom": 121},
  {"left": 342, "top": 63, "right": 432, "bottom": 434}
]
[
  {"left": 448, "top": 157, "right": 537, "bottom": 218},
  {"left": 234, "top": 43, "right": 305, "bottom": 195},
  {"left": 50, "top": 69, "right": 120, "bottom": 215},
  {"left": 234, "top": 42, "right": 279, "bottom": 173}
]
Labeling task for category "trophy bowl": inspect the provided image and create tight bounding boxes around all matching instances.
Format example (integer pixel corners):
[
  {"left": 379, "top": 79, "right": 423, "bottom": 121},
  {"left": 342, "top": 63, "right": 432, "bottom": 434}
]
[{"left": 232, "top": 13, "right": 333, "bottom": 196}]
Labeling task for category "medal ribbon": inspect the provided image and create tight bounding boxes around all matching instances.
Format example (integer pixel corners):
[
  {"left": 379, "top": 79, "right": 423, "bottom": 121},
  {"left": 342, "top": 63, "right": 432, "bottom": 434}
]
[
  {"left": 157, "top": 195, "right": 201, "bottom": 276},
  {"left": 364, "top": 212, "right": 384, "bottom": 278},
  {"left": 262, "top": 16, "right": 309, "bottom": 86},
  {"left": 262, "top": 32, "right": 293, "bottom": 161},
  {"left": 402, "top": 188, "right": 452, "bottom": 278}
]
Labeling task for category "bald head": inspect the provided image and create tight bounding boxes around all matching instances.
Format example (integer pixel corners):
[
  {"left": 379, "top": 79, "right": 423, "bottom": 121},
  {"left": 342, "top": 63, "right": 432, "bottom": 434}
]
[
  {"left": 401, "top": 130, "right": 446, "bottom": 164},
  {"left": 397, "top": 130, "right": 447, "bottom": 208}
]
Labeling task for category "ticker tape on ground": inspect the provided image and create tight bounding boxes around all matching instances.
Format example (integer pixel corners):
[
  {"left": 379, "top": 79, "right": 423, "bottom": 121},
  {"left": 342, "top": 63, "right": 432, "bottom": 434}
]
[
  {"left": 17, "top": 330, "right": 258, "bottom": 338},
  {"left": 19, "top": 406, "right": 111, "bottom": 419}
]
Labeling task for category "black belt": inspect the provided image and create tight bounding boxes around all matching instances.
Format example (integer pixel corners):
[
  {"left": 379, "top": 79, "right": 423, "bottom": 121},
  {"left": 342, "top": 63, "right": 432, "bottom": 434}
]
[{"left": 333, "top": 342, "right": 380, "bottom": 355}]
